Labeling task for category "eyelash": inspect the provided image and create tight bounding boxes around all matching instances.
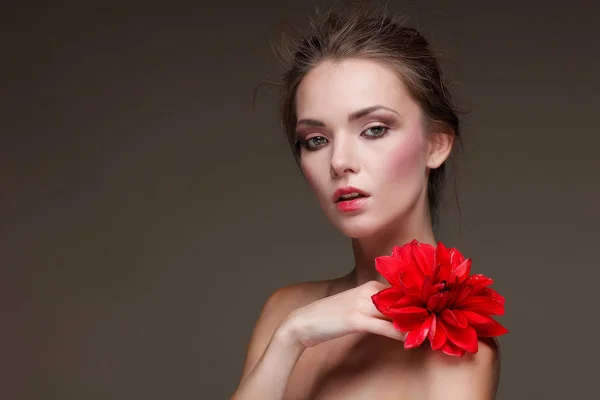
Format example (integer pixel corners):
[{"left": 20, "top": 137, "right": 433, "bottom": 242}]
[{"left": 297, "top": 125, "right": 390, "bottom": 151}]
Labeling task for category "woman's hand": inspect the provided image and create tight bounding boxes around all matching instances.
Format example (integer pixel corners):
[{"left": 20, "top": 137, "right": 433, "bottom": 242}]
[
  {"left": 280, "top": 280, "right": 407, "bottom": 350},
  {"left": 232, "top": 280, "right": 407, "bottom": 400}
]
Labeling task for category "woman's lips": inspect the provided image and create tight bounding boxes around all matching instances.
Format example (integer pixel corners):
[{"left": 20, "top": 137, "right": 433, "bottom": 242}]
[
  {"left": 332, "top": 186, "right": 370, "bottom": 202},
  {"left": 335, "top": 196, "right": 369, "bottom": 212}
]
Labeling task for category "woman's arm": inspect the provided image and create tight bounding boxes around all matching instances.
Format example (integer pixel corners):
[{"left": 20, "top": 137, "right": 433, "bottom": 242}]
[
  {"left": 231, "top": 281, "right": 406, "bottom": 400},
  {"left": 232, "top": 321, "right": 304, "bottom": 399},
  {"left": 232, "top": 286, "right": 308, "bottom": 400}
]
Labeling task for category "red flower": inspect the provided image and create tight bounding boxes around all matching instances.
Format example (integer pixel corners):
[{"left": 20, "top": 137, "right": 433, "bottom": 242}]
[{"left": 371, "top": 240, "right": 508, "bottom": 357}]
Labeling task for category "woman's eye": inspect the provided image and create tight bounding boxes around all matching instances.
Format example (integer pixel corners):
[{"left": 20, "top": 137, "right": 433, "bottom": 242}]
[
  {"left": 362, "top": 125, "right": 389, "bottom": 138},
  {"left": 301, "top": 136, "right": 329, "bottom": 150}
]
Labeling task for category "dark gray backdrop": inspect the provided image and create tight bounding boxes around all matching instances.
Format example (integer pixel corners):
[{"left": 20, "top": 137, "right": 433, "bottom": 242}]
[{"left": 2, "top": 0, "right": 599, "bottom": 399}]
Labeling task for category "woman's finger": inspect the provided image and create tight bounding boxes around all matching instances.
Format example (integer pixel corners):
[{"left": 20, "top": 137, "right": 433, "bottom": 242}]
[{"left": 356, "top": 315, "right": 407, "bottom": 342}]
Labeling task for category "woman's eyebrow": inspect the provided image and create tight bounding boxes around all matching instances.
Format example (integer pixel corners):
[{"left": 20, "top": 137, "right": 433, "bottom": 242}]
[
  {"left": 296, "top": 105, "right": 400, "bottom": 127},
  {"left": 296, "top": 118, "right": 325, "bottom": 127},
  {"left": 348, "top": 105, "right": 400, "bottom": 121}
]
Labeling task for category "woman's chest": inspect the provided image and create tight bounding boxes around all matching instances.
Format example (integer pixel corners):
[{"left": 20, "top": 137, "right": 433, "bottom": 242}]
[{"left": 283, "top": 334, "right": 428, "bottom": 400}]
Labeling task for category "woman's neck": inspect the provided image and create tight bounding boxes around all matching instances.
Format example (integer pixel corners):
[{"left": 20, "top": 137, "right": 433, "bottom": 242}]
[{"left": 347, "top": 212, "right": 437, "bottom": 287}]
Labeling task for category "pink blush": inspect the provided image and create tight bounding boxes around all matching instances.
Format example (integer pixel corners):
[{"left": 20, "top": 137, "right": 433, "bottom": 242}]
[{"left": 385, "top": 130, "right": 426, "bottom": 178}]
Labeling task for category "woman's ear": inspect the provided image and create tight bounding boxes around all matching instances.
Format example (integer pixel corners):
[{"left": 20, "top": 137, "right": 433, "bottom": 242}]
[{"left": 426, "top": 131, "right": 454, "bottom": 169}]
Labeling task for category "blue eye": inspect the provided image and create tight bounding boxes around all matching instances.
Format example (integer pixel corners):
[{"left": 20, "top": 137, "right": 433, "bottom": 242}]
[{"left": 362, "top": 125, "right": 389, "bottom": 138}]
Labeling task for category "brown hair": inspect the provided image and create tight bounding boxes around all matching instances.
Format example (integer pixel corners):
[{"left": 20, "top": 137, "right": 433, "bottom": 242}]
[{"left": 273, "top": 1, "right": 463, "bottom": 226}]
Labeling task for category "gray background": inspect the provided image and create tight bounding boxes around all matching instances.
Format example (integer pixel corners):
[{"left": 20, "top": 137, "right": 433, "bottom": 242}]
[{"left": 2, "top": 0, "right": 599, "bottom": 399}]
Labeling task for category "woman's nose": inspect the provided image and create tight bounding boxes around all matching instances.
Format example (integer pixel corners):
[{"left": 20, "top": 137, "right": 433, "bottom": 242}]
[{"left": 329, "top": 137, "right": 360, "bottom": 178}]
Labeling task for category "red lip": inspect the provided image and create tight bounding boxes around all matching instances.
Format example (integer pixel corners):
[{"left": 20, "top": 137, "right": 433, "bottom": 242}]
[
  {"left": 332, "top": 186, "right": 370, "bottom": 203},
  {"left": 336, "top": 197, "right": 368, "bottom": 212}
]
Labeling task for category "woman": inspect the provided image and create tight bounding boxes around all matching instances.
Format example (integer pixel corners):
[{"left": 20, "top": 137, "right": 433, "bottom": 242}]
[{"left": 232, "top": 5, "right": 500, "bottom": 400}]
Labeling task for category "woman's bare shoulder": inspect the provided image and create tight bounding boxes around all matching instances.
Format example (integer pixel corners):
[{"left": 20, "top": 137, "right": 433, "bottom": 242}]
[
  {"left": 239, "top": 278, "right": 339, "bottom": 380},
  {"left": 419, "top": 338, "right": 501, "bottom": 399},
  {"left": 266, "top": 279, "right": 334, "bottom": 313}
]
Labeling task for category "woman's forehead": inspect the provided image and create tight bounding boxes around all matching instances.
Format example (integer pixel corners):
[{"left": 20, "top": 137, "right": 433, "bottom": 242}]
[{"left": 295, "top": 59, "right": 416, "bottom": 120}]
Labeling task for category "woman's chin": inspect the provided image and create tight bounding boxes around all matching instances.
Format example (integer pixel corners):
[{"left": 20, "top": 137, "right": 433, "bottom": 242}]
[{"left": 332, "top": 218, "right": 384, "bottom": 239}]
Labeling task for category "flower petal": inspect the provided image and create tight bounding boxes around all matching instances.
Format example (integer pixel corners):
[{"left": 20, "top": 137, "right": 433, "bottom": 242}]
[
  {"left": 374, "top": 256, "right": 403, "bottom": 287},
  {"left": 399, "top": 271, "right": 423, "bottom": 297},
  {"left": 453, "top": 284, "right": 473, "bottom": 306},
  {"left": 444, "top": 324, "right": 479, "bottom": 354},
  {"left": 432, "top": 262, "right": 442, "bottom": 284},
  {"left": 427, "top": 313, "right": 437, "bottom": 341},
  {"left": 462, "top": 310, "right": 492, "bottom": 324},
  {"left": 392, "top": 316, "right": 421, "bottom": 332},
  {"left": 393, "top": 295, "right": 423, "bottom": 308},
  {"left": 465, "top": 274, "right": 494, "bottom": 290},
  {"left": 427, "top": 291, "right": 451, "bottom": 314},
  {"left": 433, "top": 282, "right": 446, "bottom": 292},
  {"left": 456, "top": 295, "right": 505, "bottom": 316},
  {"left": 435, "top": 242, "right": 452, "bottom": 282},
  {"left": 399, "top": 242, "right": 415, "bottom": 263},
  {"left": 387, "top": 305, "right": 428, "bottom": 315},
  {"left": 441, "top": 340, "right": 466, "bottom": 357},
  {"left": 448, "top": 247, "right": 465, "bottom": 270},
  {"left": 463, "top": 311, "right": 509, "bottom": 337},
  {"left": 441, "top": 309, "right": 469, "bottom": 328},
  {"left": 448, "top": 276, "right": 460, "bottom": 291},
  {"left": 449, "top": 258, "right": 471, "bottom": 283},
  {"left": 405, "top": 313, "right": 433, "bottom": 349},
  {"left": 430, "top": 318, "right": 447, "bottom": 350},
  {"left": 472, "top": 321, "right": 509, "bottom": 337},
  {"left": 421, "top": 276, "right": 435, "bottom": 303},
  {"left": 481, "top": 287, "right": 506, "bottom": 306},
  {"left": 371, "top": 287, "right": 404, "bottom": 314},
  {"left": 404, "top": 242, "right": 426, "bottom": 283},
  {"left": 388, "top": 306, "right": 429, "bottom": 331},
  {"left": 412, "top": 240, "right": 435, "bottom": 277},
  {"left": 391, "top": 245, "right": 404, "bottom": 257}
]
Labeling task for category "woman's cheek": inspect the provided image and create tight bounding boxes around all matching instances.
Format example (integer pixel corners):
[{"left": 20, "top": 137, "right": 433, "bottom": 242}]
[
  {"left": 300, "top": 158, "right": 311, "bottom": 181},
  {"left": 302, "top": 161, "right": 331, "bottom": 206},
  {"left": 384, "top": 132, "right": 426, "bottom": 181},
  {"left": 301, "top": 161, "right": 319, "bottom": 190}
]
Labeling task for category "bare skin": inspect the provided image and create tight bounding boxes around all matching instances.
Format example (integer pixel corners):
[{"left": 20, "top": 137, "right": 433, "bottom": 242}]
[
  {"left": 234, "top": 277, "right": 499, "bottom": 400},
  {"left": 232, "top": 59, "right": 500, "bottom": 399}
]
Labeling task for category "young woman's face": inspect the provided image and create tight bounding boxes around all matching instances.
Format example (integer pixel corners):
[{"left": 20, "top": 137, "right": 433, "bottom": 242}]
[{"left": 295, "top": 59, "right": 448, "bottom": 238}]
